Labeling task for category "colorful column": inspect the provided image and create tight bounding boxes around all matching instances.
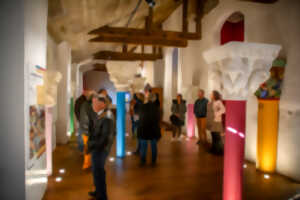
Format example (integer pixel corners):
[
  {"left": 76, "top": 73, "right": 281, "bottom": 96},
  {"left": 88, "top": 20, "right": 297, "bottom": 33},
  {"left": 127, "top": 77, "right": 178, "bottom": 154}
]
[
  {"left": 116, "top": 92, "right": 126, "bottom": 158},
  {"left": 257, "top": 99, "right": 279, "bottom": 173},
  {"left": 203, "top": 42, "right": 281, "bottom": 200},
  {"left": 187, "top": 104, "right": 196, "bottom": 138},
  {"left": 223, "top": 100, "right": 246, "bottom": 200}
]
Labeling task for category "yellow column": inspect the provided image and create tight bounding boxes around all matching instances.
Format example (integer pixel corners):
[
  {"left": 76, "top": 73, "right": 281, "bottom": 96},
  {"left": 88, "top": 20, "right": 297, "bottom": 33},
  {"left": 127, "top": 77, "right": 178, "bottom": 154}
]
[{"left": 257, "top": 99, "right": 279, "bottom": 173}]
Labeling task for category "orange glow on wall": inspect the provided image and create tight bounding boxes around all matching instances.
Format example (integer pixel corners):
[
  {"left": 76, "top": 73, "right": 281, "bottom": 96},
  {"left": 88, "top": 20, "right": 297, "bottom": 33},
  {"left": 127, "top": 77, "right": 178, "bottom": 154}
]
[{"left": 257, "top": 99, "right": 279, "bottom": 173}]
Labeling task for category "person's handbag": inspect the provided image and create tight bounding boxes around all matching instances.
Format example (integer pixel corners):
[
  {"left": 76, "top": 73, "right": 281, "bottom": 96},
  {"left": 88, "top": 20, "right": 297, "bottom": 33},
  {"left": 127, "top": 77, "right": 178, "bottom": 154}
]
[{"left": 170, "top": 114, "right": 182, "bottom": 126}]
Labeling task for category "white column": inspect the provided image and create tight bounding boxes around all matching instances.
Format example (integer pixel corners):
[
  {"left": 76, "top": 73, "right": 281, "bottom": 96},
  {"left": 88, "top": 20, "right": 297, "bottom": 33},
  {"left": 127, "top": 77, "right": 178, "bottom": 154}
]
[{"left": 56, "top": 42, "right": 72, "bottom": 144}]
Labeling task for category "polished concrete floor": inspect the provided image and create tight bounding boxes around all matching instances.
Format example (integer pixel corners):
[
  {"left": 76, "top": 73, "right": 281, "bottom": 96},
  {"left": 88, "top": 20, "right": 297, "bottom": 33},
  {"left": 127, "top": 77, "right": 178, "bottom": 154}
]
[{"left": 43, "top": 132, "right": 300, "bottom": 200}]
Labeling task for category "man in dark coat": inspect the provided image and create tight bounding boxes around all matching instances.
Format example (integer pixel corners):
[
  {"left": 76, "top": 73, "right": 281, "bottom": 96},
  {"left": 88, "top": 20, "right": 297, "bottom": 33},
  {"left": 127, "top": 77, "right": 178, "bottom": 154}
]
[
  {"left": 74, "top": 90, "right": 91, "bottom": 153},
  {"left": 137, "top": 92, "right": 161, "bottom": 165},
  {"left": 193, "top": 89, "right": 209, "bottom": 145},
  {"left": 88, "top": 94, "right": 115, "bottom": 200}
]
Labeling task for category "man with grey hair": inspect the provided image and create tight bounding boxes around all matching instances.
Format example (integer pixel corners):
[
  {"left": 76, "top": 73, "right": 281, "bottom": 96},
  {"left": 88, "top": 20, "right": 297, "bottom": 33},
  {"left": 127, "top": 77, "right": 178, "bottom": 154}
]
[
  {"left": 88, "top": 94, "right": 115, "bottom": 200},
  {"left": 194, "top": 89, "right": 208, "bottom": 146}
]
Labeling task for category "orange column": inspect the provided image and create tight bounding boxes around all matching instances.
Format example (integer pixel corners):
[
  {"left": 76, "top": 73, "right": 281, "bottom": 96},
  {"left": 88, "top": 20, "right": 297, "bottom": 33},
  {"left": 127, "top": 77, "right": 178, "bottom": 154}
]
[{"left": 257, "top": 99, "right": 279, "bottom": 173}]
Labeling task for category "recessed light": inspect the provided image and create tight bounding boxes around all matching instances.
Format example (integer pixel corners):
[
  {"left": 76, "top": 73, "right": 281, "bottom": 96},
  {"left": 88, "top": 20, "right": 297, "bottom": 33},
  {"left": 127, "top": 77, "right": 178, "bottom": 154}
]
[
  {"left": 55, "top": 177, "right": 62, "bottom": 182},
  {"left": 126, "top": 151, "right": 132, "bottom": 156},
  {"left": 243, "top": 164, "right": 247, "bottom": 169},
  {"left": 109, "top": 157, "right": 115, "bottom": 162},
  {"left": 59, "top": 169, "right": 65, "bottom": 174},
  {"left": 264, "top": 174, "right": 270, "bottom": 179}
]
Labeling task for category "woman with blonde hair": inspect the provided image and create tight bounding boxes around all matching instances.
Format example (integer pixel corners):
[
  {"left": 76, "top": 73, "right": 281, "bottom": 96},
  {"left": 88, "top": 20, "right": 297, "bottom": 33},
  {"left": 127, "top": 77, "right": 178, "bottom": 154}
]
[{"left": 206, "top": 90, "right": 225, "bottom": 155}]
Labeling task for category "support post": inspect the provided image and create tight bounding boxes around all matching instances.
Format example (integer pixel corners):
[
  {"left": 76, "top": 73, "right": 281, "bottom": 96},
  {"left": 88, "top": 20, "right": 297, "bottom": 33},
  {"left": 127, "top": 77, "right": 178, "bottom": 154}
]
[
  {"left": 223, "top": 100, "right": 246, "bottom": 200},
  {"left": 116, "top": 92, "right": 126, "bottom": 158},
  {"left": 187, "top": 104, "right": 196, "bottom": 138}
]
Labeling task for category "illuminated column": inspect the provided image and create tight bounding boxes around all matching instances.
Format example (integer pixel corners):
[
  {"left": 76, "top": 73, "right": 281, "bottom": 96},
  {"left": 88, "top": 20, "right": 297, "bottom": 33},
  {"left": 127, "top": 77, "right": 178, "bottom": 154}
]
[
  {"left": 107, "top": 61, "right": 140, "bottom": 158},
  {"left": 257, "top": 99, "right": 279, "bottom": 172},
  {"left": 182, "top": 85, "right": 198, "bottom": 138},
  {"left": 203, "top": 42, "right": 281, "bottom": 200},
  {"left": 187, "top": 104, "right": 196, "bottom": 138}
]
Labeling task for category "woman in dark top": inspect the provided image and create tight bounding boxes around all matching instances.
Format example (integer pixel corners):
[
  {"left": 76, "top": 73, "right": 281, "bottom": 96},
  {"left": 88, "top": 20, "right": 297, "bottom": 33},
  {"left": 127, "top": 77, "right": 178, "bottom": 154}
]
[
  {"left": 137, "top": 93, "right": 161, "bottom": 165},
  {"left": 170, "top": 94, "right": 187, "bottom": 141}
]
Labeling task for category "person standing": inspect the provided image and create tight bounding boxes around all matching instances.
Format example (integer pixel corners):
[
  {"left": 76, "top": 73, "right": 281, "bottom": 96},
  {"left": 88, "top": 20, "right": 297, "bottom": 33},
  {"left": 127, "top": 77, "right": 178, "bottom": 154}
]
[
  {"left": 206, "top": 90, "right": 226, "bottom": 155},
  {"left": 137, "top": 91, "right": 161, "bottom": 165},
  {"left": 194, "top": 89, "right": 209, "bottom": 145},
  {"left": 74, "top": 90, "right": 91, "bottom": 153},
  {"left": 88, "top": 94, "right": 115, "bottom": 200},
  {"left": 170, "top": 94, "right": 187, "bottom": 141}
]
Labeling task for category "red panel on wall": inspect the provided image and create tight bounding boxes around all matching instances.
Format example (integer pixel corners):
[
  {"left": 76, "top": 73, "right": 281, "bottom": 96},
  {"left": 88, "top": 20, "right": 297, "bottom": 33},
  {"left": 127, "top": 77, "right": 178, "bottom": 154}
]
[{"left": 221, "top": 21, "right": 244, "bottom": 45}]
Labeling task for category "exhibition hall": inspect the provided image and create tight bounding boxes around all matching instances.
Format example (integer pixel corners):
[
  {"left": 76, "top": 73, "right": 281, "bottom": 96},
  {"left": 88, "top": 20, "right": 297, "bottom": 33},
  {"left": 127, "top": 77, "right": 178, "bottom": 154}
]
[{"left": 1, "top": 0, "right": 300, "bottom": 200}]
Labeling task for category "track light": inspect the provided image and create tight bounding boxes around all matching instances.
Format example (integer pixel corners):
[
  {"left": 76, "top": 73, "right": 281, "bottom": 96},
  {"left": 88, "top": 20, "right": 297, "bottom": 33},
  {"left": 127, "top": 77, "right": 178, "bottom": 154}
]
[{"left": 145, "top": 0, "right": 156, "bottom": 7}]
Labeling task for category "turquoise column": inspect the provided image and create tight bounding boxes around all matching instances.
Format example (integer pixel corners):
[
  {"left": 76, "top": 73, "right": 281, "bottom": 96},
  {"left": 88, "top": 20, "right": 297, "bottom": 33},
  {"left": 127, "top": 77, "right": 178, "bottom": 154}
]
[{"left": 116, "top": 91, "right": 126, "bottom": 158}]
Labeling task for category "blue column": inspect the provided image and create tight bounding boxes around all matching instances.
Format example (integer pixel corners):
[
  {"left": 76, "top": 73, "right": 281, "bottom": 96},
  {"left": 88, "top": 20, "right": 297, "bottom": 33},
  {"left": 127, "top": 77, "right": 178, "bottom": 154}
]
[{"left": 116, "top": 91, "right": 126, "bottom": 158}]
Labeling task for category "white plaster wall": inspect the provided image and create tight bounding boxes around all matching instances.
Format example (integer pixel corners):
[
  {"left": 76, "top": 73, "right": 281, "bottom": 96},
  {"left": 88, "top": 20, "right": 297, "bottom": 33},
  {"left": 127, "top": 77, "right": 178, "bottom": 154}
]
[
  {"left": 160, "top": 0, "right": 300, "bottom": 180},
  {"left": 0, "top": 1, "right": 25, "bottom": 199},
  {"left": 84, "top": 70, "right": 117, "bottom": 104},
  {"left": 24, "top": 0, "right": 49, "bottom": 200}
]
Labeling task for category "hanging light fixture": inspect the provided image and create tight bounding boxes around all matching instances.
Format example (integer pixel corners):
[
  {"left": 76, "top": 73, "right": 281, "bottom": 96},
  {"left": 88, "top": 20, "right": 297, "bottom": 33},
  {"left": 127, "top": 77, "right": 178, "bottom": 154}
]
[{"left": 145, "top": 0, "right": 156, "bottom": 7}]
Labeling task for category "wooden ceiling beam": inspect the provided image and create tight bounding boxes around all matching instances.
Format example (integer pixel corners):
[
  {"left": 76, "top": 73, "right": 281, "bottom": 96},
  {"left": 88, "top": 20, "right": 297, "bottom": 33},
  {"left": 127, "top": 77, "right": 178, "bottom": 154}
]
[
  {"left": 93, "top": 51, "right": 163, "bottom": 61},
  {"left": 89, "top": 34, "right": 188, "bottom": 47},
  {"left": 89, "top": 26, "right": 200, "bottom": 40}
]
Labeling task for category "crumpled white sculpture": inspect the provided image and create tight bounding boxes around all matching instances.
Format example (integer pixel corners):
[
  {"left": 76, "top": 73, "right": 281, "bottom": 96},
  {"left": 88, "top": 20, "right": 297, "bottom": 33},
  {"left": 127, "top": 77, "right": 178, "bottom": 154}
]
[
  {"left": 203, "top": 42, "right": 281, "bottom": 100},
  {"left": 182, "top": 84, "right": 199, "bottom": 104},
  {"left": 106, "top": 61, "right": 140, "bottom": 91},
  {"left": 130, "top": 76, "right": 146, "bottom": 94},
  {"left": 37, "top": 70, "right": 62, "bottom": 106}
]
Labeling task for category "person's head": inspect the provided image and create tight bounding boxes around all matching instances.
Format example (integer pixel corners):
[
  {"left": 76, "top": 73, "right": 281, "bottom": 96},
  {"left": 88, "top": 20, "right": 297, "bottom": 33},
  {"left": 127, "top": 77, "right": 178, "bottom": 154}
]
[
  {"left": 83, "top": 90, "right": 91, "bottom": 98},
  {"left": 211, "top": 90, "right": 222, "bottom": 101},
  {"left": 198, "top": 89, "right": 205, "bottom": 99},
  {"left": 137, "top": 93, "right": 145, "bottom": 103},
  {"left": 98, "top": 88, "right": 108, "bottom": 96},
  {"left": 144, "top": 84, "right": 152, "bottom": 98},
  {"left": 92, "top": 94, "right": 108, "bottom": 113},
  {"left": 177, "top": 94, "right": 183, "bottom": 103}
]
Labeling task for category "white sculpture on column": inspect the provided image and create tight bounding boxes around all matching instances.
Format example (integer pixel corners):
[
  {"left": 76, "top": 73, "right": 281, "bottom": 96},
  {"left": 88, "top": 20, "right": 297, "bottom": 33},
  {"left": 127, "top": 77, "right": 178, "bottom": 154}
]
[
  {"left": 130, "top": 76, "right": 146, "bottom": 94},
  {"left": 106, "top": 61, "right": 140, "bottom": 91},
  {"left": 203, "top": 42, "right": 282, "bottom": 100}
]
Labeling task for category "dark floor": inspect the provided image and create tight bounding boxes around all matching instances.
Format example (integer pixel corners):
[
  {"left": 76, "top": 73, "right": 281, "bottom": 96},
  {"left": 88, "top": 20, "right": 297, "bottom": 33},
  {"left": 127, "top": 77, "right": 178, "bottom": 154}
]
[{"left": 43, "top": 131, "right": 300, "bottom": 200}]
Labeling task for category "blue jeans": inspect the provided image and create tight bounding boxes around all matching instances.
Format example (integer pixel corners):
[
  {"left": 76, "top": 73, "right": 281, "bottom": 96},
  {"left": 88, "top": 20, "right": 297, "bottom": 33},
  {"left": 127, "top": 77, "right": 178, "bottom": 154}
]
[
  {"left": 77, "top": 130, "right": 84, "bottom": 153},
  {"left": 140, "top": 139, "right": 157, "bottom": 164},
  {"left": 91, "top": 151, "right": 108, "bottom": 200}
]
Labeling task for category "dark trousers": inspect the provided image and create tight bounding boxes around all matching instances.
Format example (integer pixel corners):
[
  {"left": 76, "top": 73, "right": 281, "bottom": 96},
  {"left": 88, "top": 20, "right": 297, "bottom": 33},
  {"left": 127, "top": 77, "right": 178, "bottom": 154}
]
[
  {"left": 172, "top": 125, "right": 182, "bottom": 138},
  {"left": 140, "top": 139, "right": 157, "bottom": 164},
  {"left": 211, "top": 132, "right": 223, "bottom": 155},
  {"left": 91, "top": 151, "right": 108, "bottom": 200}
]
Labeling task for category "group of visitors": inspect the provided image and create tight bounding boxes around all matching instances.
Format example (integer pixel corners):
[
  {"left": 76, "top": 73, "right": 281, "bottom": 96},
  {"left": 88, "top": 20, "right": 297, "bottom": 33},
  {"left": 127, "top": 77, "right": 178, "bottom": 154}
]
[
  {"left": 74, "top": 85, "right": 224, "bottom": 200},
  {"left": 75, "top": 88, "right": 115, "bottom": 200},
  {"left": 170, "top": 89, "right": 226, "bottom": 155}
]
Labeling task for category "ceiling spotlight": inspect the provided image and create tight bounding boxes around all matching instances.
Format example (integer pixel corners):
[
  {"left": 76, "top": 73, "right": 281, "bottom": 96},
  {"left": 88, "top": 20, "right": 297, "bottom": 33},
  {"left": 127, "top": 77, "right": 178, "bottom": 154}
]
[
  {"left": 243, "top": 164, "right": 247, "bottom": 169},
  {"left": 126, "top": 151, "right": 132, "bottom": 156},
  {"left": 145, "top": 0, "right": 156, "bottom": 7},
  {"left": 59, "top": 169, "right": 66, "bottom": 174}
]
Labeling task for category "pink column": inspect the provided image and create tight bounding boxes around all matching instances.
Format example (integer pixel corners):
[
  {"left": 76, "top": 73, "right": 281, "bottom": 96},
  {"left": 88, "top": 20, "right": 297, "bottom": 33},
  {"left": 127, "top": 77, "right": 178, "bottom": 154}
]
[
  {"left": 187, "top": 104, "right": 196, "bottom": 138},
  {"left": 46, "top": 107, "right": 53, "bottom": 176},
  {"left": 223, "top": 100, "right": 246, "bottom": 200}
]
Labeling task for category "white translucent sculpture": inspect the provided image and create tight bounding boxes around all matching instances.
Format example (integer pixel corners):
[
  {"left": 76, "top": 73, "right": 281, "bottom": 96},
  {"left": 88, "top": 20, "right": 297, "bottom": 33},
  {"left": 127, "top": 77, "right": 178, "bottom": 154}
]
[
  {"left": 203, "top": 42, "right": 281, "bottom": 100},
  {"left": 181, "top": 84, "right": 199, "bottom": 104},
  {"left": 106, "top": 61, "right": 140, "bottom": 91},
  {"left": 130, "top": 76, "right": 146, "bottom": 93},
  {"left": 37, "top": 70, "right": 62, "bottom": 106}
]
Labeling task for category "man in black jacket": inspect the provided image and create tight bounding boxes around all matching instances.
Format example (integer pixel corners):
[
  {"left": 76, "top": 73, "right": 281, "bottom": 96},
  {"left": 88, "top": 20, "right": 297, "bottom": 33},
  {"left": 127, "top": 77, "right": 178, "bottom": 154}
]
[
  {"left": 88, "top": 94, "right": 115, "bottom": 200},
  {"left": 194, "top": 89, "right": 208, "bottom": 145}
]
